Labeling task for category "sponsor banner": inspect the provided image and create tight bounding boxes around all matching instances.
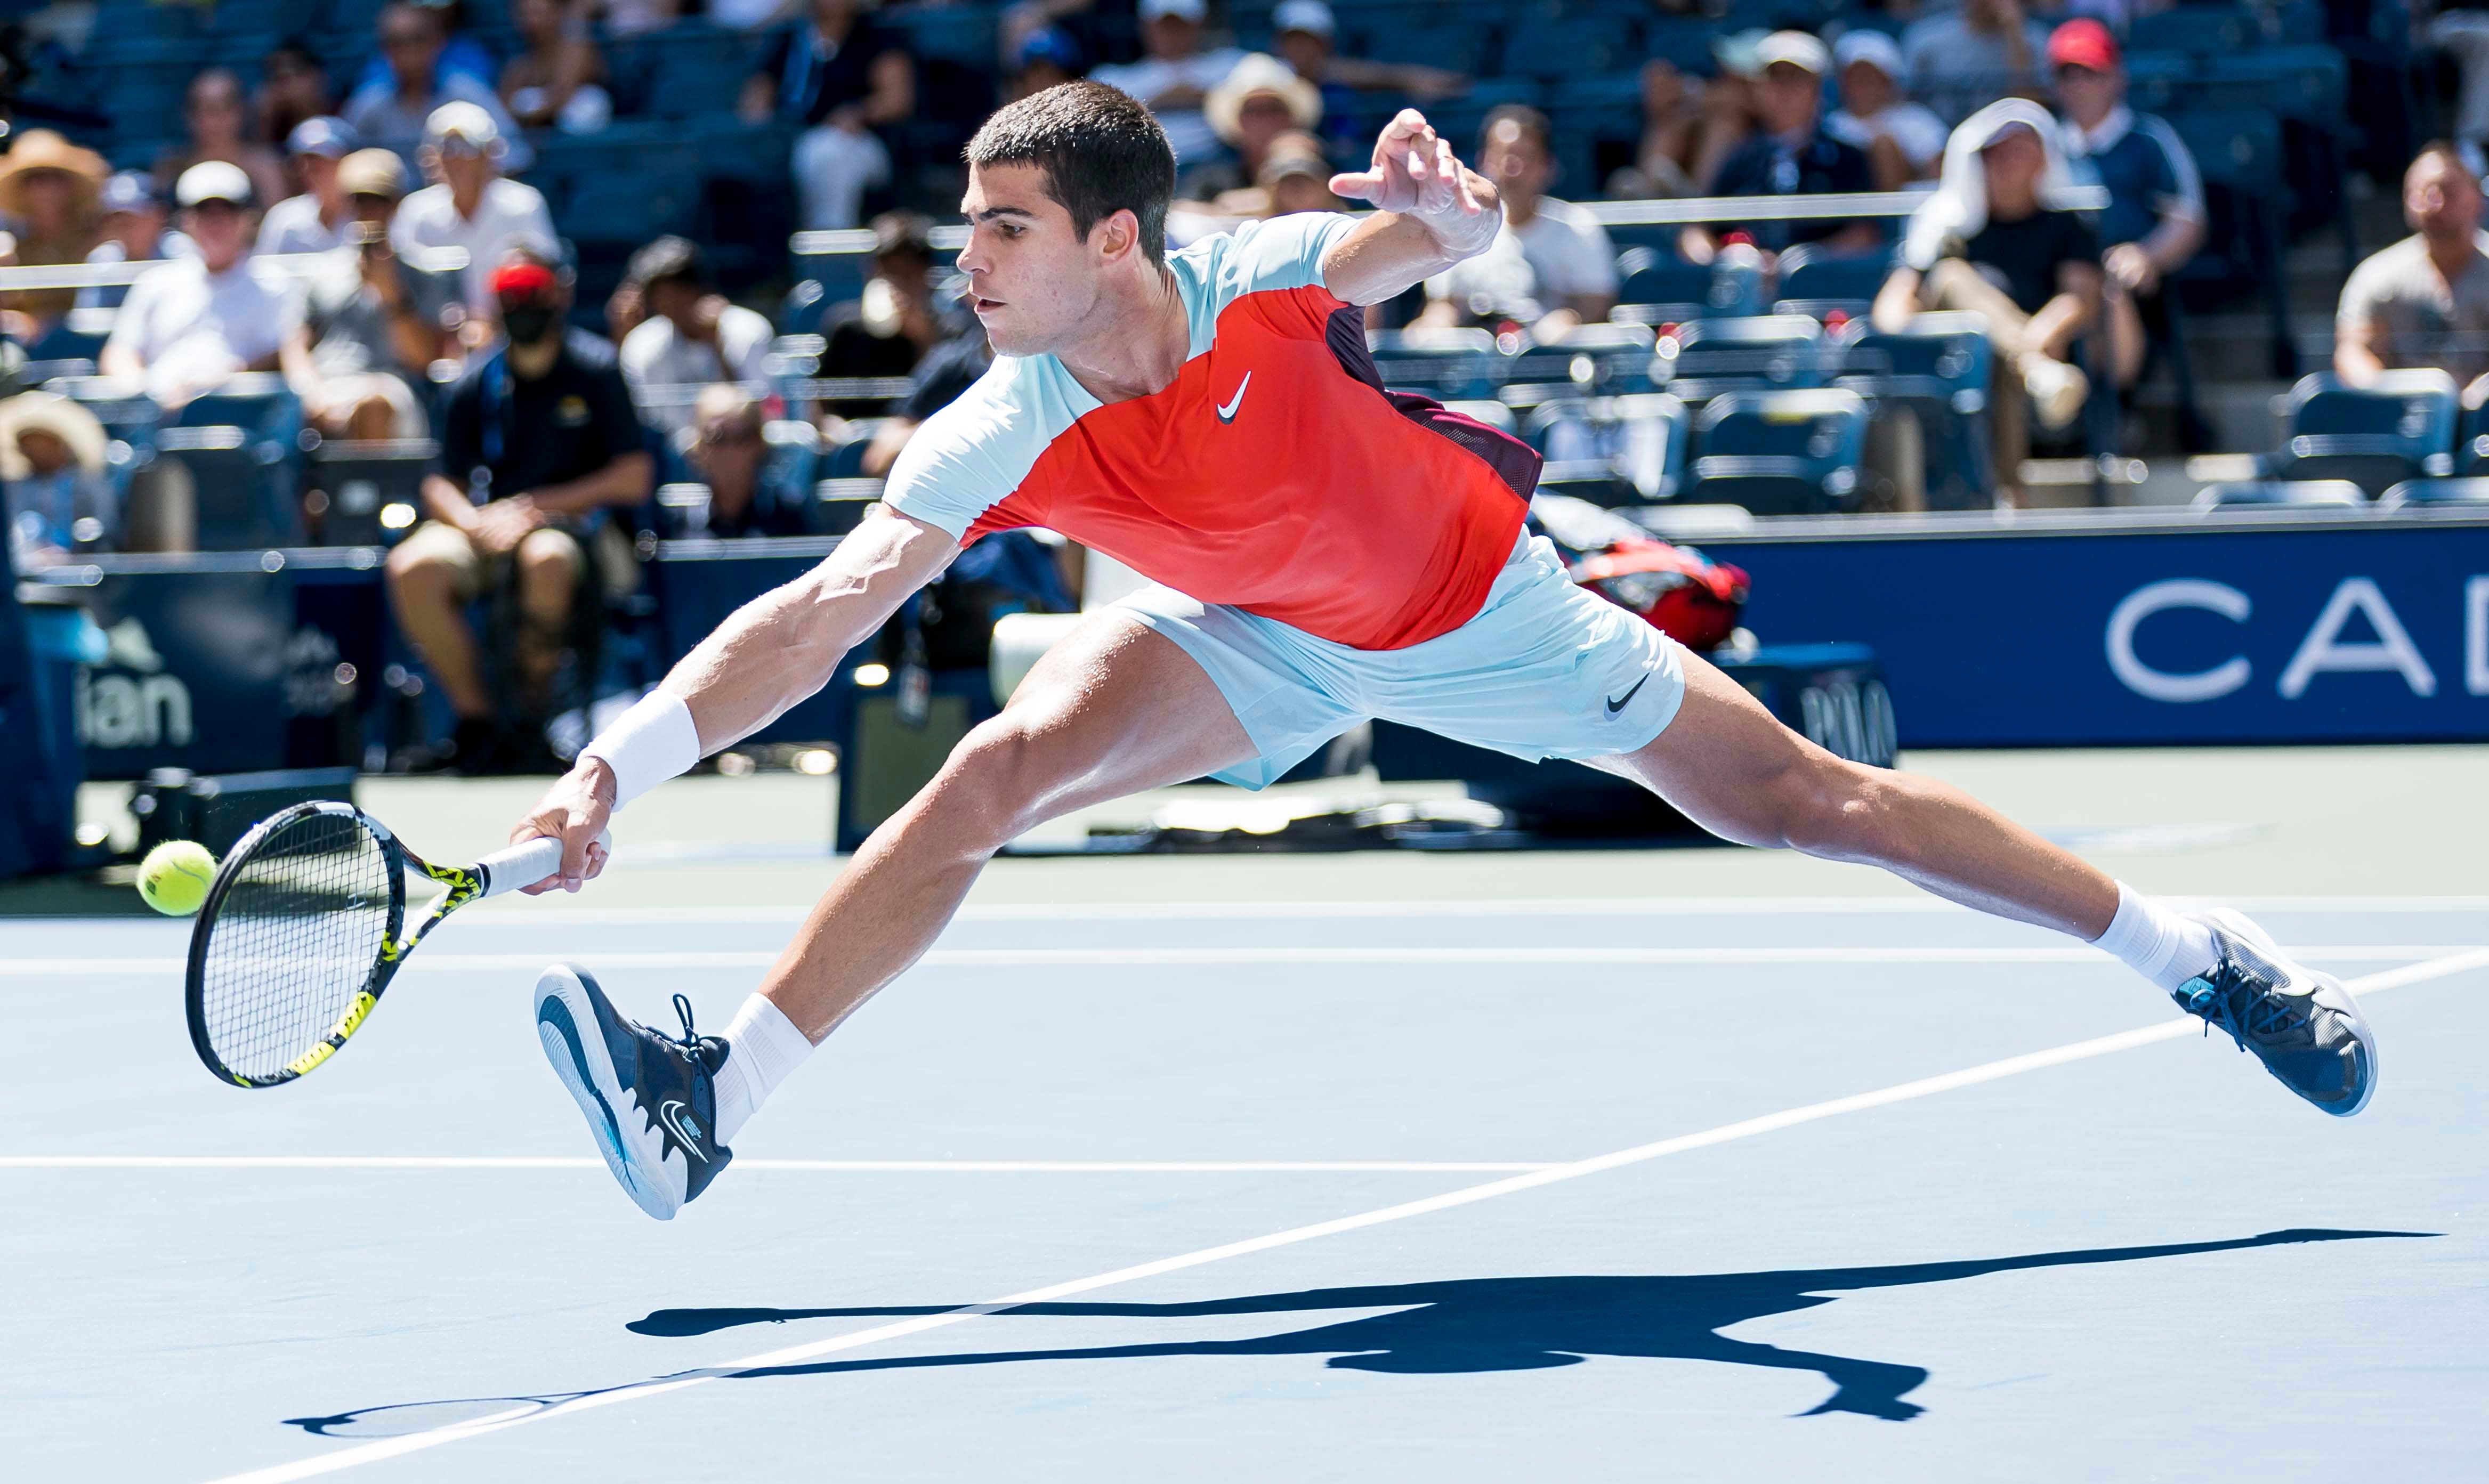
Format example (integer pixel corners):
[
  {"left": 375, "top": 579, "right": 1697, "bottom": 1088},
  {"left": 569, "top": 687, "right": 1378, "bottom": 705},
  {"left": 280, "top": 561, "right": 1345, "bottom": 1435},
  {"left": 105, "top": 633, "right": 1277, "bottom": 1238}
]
[{"left": 1706, "top": 511, "right": 2489, "bottom": 746}]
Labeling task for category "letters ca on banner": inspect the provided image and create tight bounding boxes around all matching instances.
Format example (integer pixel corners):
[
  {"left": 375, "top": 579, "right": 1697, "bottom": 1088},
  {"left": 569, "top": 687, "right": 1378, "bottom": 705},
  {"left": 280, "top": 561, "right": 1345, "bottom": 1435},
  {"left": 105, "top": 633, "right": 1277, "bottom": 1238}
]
[{"left": 2106, "top": 577, "right": 2489, "bottom": 704}]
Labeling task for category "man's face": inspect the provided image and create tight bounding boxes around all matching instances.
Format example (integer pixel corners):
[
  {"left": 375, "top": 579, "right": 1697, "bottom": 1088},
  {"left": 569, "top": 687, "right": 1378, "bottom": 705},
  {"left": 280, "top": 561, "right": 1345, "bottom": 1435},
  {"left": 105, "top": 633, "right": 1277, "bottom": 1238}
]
[
  {"left": 103, "top": 205, "right": 163, "bottom": 252},
  {"left": 1235, "top": 93, "right": 1294, "bottom": 155},
  {"left": 188, "top": 76, "right": 244, "bottom": 141},
  {"left": 2407, "top": 153, "right": 2485, "bottom": 240},
  {"left": 17, "top": 429, "right": 71, "bottom": 477},
  {"left": 300, "top": 152, "right": 341, "bottom": 200},
  {"left": 956, "top": 161, "right": 1119, "bottom": 357},
  {"left": 1755, "top": 62, "right": 1821, "bottom": 136},
  {"left": 872, "top": 249, "right": 933, "bottom": 307},
  {"left": 350, "top": 191, "right": 397, "bottom": 229},
  {"left": 648, "top": 279, "right": 702, "bottom": 329},
  {"left": 16, "top": 171, "right": 77, "bottom": 232},
  {"left": 434, "top": 144, "right": 490, "bottom": 196},
  {"left": 382, "top": 11, "right": 443, "bottom": 90},
  {"left": 1838, "top": 60, "right": 1894, "bottom": 115},
  {"left": 185, "top": 200, "right": 248, "bottom": 264},
  {"left": 1269, "top": 172, "right": 1335, "bottom": 215},
  {"left": 1979, "top": 127, "right": 2046, "bottom": 204},
  {"left": 693, "top": 412, "right": 763, "bottom": 482},
  {"left": 1143, "top": 14, "right": 1202, "bottom": 60},
  {"left": 1276, "top": 30, "right": 1329, "bottom": 77},
  {"left": 1480, "top": 120, "right": 1550, "bottom": 201},
  {"left": 2054, "top": 63, "right": 2120, "bottom": 127}
]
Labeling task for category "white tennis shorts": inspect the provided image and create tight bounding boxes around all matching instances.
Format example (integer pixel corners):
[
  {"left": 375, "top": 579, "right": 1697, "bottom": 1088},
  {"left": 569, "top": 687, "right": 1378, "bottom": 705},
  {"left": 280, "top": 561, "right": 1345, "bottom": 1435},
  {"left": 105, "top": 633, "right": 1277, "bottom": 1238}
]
[{"left": 1118, "top": 533, "right": 1687, "bottom": 789}]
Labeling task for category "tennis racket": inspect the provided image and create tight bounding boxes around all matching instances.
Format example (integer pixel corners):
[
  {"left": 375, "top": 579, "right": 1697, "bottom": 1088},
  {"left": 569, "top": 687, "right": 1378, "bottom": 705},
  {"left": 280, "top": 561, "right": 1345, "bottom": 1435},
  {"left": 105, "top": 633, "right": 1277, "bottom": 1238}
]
[{"left": 183, "top": 800, "right": 596, "bottom": 1088}]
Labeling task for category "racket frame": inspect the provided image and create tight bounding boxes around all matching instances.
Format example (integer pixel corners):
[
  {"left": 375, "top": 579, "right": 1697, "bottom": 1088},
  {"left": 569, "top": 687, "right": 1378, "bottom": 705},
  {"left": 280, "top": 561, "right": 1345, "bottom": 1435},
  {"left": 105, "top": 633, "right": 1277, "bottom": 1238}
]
[{"left": 184, "top": 801, "right": 502, "bottom": 1088}]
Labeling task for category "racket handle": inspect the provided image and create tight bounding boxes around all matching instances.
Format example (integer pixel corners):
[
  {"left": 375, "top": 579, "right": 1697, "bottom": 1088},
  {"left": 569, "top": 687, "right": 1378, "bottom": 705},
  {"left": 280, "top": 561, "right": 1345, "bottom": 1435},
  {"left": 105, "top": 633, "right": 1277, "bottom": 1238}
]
[{"left": 476, "top": 831, "right": 612, "bottom": 899}]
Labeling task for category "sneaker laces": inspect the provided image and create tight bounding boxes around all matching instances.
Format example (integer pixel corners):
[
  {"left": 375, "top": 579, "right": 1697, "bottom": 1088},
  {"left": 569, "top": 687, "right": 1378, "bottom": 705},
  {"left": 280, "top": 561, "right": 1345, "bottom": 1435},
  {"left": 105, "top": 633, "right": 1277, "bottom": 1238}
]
[
  {"left": 2177, "top": 962, "right": 2314, "bottom": 1053},
  {"left": 670, "top": 993, "right": 700, "bottom": 1045}
]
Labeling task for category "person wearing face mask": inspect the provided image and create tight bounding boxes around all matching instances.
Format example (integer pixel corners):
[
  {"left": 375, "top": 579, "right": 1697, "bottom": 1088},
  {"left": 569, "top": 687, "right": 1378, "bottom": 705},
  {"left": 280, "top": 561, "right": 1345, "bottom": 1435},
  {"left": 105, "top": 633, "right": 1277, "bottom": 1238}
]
[{"left": 384, "top": 247, "right": 652, "bottom": 772}]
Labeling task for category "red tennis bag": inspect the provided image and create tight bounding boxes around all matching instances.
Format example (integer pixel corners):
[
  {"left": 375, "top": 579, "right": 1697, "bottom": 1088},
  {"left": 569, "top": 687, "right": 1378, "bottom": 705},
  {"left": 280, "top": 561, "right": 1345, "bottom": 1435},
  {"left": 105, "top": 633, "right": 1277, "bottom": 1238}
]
[{"left": 1569, "top": 537, "right": 1751, "bottom": 653}]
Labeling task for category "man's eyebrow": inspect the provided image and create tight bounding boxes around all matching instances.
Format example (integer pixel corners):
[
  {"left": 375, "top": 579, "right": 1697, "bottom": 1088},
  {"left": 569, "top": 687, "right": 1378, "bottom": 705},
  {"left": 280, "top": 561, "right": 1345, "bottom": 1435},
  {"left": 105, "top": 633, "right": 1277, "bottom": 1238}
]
[{"left": 964, "top": 205, "right": 1038, "bottom": 222}]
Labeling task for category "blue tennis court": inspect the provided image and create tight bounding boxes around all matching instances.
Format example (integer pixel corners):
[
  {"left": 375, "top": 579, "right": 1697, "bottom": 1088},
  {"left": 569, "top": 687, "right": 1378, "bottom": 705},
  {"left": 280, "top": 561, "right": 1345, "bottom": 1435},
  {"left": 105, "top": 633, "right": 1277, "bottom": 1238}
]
[{"left": 10, "top": 894, "right": 2485, "bottom": 1481}]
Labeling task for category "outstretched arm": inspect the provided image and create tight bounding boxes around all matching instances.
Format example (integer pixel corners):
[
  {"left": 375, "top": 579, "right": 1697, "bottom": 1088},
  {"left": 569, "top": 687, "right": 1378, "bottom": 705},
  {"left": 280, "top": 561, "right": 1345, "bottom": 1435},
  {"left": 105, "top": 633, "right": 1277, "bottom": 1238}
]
[
  {"left": 510, "top": 504, "right": 958, "bottom": 888},
  {"left": 1321, "top": 109, "right": 1503, "bottom": 306}
]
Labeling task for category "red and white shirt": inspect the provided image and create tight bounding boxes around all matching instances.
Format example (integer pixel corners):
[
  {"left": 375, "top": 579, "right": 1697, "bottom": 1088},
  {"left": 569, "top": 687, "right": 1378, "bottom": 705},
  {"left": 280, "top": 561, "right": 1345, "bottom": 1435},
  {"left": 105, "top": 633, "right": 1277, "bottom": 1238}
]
[{"left": 883, "top": 214, "right": 1539, "bottom": 652}]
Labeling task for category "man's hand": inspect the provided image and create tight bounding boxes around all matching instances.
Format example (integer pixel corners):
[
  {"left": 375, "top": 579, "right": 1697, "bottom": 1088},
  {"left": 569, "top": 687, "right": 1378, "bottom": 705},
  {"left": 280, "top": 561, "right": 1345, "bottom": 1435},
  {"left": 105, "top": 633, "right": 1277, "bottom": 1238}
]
[
  {"left": 2104, "top": 242, "right": 2158, "bottom": 295},
  {"left": 470, "top": 494, "right": 545, "bottom": 556},
  {"left": 1331, "top": 109, "right": 1497, "bottom": 257},
  {"left": 512, "top": 758, "right": 616, "bottom": 894}
]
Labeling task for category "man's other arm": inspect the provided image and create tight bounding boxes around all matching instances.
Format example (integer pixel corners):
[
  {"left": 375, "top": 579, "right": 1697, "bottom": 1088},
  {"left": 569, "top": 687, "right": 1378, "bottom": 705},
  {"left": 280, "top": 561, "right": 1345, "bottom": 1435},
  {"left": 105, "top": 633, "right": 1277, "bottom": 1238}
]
[{"left": 1322, "top": 110, "right": 1504, "bottom": 306}]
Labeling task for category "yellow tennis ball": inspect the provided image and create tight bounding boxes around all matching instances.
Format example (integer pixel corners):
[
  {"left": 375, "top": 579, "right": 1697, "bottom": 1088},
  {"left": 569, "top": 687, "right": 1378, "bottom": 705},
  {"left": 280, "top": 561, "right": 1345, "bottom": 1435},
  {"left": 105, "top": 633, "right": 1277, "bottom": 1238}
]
[{"left": 139, "top": 840, "right": 217, "bottom": 917}]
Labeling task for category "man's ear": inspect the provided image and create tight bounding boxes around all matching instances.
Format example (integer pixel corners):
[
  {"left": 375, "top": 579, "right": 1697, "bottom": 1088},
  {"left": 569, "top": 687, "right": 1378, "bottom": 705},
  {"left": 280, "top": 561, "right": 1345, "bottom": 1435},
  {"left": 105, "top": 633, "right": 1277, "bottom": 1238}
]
[{"left": 1094, "top": 207, "right": 1143, "bottom": 265}]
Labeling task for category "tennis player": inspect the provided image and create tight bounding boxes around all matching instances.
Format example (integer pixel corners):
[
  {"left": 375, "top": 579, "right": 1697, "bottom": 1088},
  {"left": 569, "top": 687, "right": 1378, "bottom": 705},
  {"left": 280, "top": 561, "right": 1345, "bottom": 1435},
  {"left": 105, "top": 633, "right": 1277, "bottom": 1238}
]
[{"left": 515, "top": 84, "right": 2375, "bottom": 1220}]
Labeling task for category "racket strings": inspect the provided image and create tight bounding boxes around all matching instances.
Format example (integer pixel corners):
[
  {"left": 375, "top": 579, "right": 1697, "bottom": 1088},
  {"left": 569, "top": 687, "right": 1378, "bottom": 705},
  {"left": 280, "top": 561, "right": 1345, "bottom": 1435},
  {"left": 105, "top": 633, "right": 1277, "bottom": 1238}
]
[{"left": 199, "top": 812, "right": 395, "bottom": 1081}]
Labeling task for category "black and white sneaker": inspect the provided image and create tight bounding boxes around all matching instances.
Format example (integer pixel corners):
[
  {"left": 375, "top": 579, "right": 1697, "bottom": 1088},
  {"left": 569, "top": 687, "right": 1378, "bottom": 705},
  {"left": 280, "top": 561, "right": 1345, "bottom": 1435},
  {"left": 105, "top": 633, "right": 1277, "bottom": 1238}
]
[
  {"left": 2175, "top": 910, "right": 2379, "bottom": 1117},
  {"left": 534, "top": 964, "right": 733, "bottom": 1219}
]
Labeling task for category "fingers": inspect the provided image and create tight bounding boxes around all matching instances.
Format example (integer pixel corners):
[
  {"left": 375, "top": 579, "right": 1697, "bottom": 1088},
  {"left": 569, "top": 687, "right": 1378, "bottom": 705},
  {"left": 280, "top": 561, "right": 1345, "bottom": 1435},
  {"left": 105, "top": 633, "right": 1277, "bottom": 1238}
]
[{"left": 1329, "top": 167, "right": 1385, "bottom": 203}]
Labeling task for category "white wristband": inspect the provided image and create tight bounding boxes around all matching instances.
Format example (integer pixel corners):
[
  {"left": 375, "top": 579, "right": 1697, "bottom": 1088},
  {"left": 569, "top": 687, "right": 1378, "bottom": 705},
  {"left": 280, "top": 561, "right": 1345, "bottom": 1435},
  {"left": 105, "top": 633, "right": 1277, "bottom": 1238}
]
[{"left": 580, "top": 689, "right": 701, "bottom": 809}]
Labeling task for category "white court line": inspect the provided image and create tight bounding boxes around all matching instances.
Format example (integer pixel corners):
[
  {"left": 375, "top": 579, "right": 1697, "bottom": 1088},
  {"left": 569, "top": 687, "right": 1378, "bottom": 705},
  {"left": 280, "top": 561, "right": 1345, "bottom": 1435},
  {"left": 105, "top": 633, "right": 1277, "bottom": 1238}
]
[
  {"left": 3, "top": 945, "right": 2476, "bottom": 978},
  {"left": 206, "top": 945, "right": 2489, "bottom": 1484},
  {"left": 446, "top": 895, "right": 2489, "bottom": 926},
  {"left": 0, "top": 1157, "right": 1550, "bottom": 1173}
]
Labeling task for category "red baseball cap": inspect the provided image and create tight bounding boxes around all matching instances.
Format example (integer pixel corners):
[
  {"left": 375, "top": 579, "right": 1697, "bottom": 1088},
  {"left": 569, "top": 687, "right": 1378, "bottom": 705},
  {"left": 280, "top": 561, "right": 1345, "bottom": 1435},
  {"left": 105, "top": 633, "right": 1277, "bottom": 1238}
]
[
  {"left": 490, "top": 261, "right": 557, "bottom": 300},
  {"left": 2048, "top": 18, "right": 2120, "bottom": 73}
]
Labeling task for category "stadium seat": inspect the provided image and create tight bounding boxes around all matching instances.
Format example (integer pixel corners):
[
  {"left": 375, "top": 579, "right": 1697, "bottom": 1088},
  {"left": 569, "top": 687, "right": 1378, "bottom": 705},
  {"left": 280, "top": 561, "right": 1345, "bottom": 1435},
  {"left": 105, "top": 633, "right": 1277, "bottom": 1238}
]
[
  {"left": 2269, "top": 370, "right": 2459, "bottom": 498},
  {"left": 1499, "top": 16, "right": 1631, "bottom": 78},
  {"left": 1615, "top": 246, "right": 1768, "bottom": 323},
  {"left": 2130, "top": 5, "right": 2267, "bottom": 55},
  {"left": 2167, "top": 108, "right": 2292, "bottom": 369},
  {"left": 642, "top": 23, "right": 762, "bottom": 119},
  {"left": 1832, "top": 312, "right": 1994, "bottom": 509},
  {"left": 2191, "top": 480, "right": 2369, "bottom": 509},
  {"left": 1367, "top": 327, "right": 1502, "bottom": 401},
  {"left": 1651, "top": 315, "right": 1828, "bottom": 405},
  {"left": 2122, "top": 50, "right": 2192, "bottom": 113},
  {"left": 1685, "top": 388, "right": 1871, "bottom": 516},
  {"left": 1502, "top": 322, "right": 1656, "bottom": 397},
  {"left": 1771, "top": 245, "right": 1894, "bottom": 322},
  {"left": 2377, "top": 477, "right": 2489, "bottom": 509},
  {"left": 1523, "top": 393, "right": 1691, "bottom": 502}
]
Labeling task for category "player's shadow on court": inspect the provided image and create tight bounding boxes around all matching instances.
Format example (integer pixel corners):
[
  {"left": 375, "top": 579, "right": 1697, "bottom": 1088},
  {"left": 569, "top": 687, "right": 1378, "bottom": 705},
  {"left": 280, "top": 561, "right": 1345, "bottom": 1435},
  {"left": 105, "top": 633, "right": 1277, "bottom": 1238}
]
[{"left": 621, "top": 1228, "right": 2426, "bottom": 1423}]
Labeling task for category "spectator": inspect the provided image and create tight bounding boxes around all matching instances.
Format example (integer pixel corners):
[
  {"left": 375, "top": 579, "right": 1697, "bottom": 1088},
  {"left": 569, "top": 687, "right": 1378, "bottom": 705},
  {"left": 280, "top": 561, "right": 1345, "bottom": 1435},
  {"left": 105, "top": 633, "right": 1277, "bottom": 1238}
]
[
  {"left": 502, "top": 0, "right": 614, "bottom": 135},
  {"left": 1417, "top": 106, "right": 1617, "bottom": 333},
  {"left": 351, "top": 0, "right": 500, "bottom": 98},
  {"left": 609, "top": 236, "right": 776, "bottom": 433},
  {"left": 1181, "top": 53, "right": 1321, "bottom": 202},
  {"left": 1876, "top": 101, "right": 2100, "bottom": 503},
  {"left": 280, "top": 150, "right": 460, "bottom": 442},
  {"left": 1271, "top": 1, "right": 1466, "bottom": 137},
  {"left": 0, "top": 130, "right": 107, "bottom": 339},
  {"left": 1683, "top": 33, "right": 1879, "bottom": 263},
  {"left": 597, "top": 0, "right": 684, "bottom": 35},
  {"left": 385, "top": 248, "right": 652, "bottom": 771},
  {"left": 99, "top": 163, "right": 293, "bottom": 409},
  {"left": 814, "top": 210, "right": 949, "bottom": 421},
  {"left": 848, "top": 316, "right": 994, "bottom": 477},
  {"left": 0, "top": 392, "right": 115, "bottom": 567},
  {"left": 1006, "top": 26, "right": 1084, "bottom": 103},
  {"left": 679, "top": 384, "right": 812, "bottom": 537},
  {"left": 1629, "top": 35, "right": 1758, "bottom": 200},
  {"left": 157, "top": 69, "right": 291, "bottom": 216},
  {"left": 1088, "top": 0, "right": 1244, "bottom": 166},
  {"left": 346, "top": 3, "right": 529, "bottom": 173},
  {"left": 1827, "top": 30, "right": 1947, "bottom": 189},
  {"left": 257, "top": 117, "right": 361, "bottom": 256},
  {"left": 2336, "top": 142, "right": 2489, "bottom": 389},
  {"left": 391, "top": 102, "right": 559, "bottom": 319},
  {"left": 741, "top": 0, "right": 916, "bottom": 231},
  {"left": 710, "top": 0, "right": 794, "bottom": 25},
  {"left": 80, "top": 172, "right": 196, "bottom": 313},
  {"left": 1902, "top": 0, "right": 2051, "bottom": 125},
  {"left": 254, "top": 38, "right": 337, "bottom": 156},
  {"left": 2050, "top": 19, "right": 2202, "bottom": 391}
]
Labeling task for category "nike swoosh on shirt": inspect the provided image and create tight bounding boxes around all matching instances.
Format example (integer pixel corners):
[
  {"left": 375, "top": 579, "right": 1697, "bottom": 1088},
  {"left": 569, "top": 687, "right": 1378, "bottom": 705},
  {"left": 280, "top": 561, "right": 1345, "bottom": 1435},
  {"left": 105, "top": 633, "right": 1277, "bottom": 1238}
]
[
  {"left": 1216, "top": 372, "right": 1251, "bottom": 423},
  {"left": 1606, "top": 674, "right": 1651, "bottom": 713}
]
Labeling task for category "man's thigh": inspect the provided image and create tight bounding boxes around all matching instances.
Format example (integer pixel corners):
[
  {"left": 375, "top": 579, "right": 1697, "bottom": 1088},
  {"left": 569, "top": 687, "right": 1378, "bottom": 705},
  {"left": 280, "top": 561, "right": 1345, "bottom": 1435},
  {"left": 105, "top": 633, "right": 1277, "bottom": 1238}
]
[
  {"left": 1589, "top": 645, "right": 1846, "bottom": 848},
  {"left": 387, "top": 520, "right": 486, "bottom": 599},
  {"left": 972, "top": 608, "right": 1261, "bottom": 823}
]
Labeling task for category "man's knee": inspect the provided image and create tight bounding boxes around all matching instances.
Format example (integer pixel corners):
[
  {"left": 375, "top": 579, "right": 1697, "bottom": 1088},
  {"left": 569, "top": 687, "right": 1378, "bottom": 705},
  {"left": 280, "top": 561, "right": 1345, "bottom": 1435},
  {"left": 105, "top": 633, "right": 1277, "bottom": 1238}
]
[{"left": 916, "top": 717, "right": 1061, "bottom": 857}]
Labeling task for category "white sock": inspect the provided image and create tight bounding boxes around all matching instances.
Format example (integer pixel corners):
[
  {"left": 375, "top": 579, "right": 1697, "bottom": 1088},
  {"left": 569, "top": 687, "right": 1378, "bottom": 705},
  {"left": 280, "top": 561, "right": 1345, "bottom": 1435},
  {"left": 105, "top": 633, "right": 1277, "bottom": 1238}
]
[
  {"left": 712, "top": 994, "right": 813, "bottom": 1144},
  {"left": 2091, "top": 882, "right": 2221, "bottom": 993}
]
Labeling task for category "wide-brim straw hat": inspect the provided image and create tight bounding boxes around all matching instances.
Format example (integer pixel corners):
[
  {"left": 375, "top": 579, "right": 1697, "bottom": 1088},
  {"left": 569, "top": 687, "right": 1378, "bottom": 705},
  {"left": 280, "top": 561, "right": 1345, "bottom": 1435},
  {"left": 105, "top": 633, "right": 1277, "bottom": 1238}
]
[
  {"left": 1206, "top": 54, "right": 1322, "bottom": 145},
  {"left": 0, "top": 129, "right": 108, "bottom": 223},
  {"left": 0, "top": 391, "right": 110, "bottom": 480}
]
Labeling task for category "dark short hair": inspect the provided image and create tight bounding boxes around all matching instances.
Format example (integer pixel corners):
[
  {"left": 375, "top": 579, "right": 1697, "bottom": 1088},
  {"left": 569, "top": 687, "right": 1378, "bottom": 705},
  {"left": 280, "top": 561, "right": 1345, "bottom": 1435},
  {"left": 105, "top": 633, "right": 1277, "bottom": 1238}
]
[
  {"left": 964, "top": 81, "right": 1174, "bottom": 266},
  {"left": 626, "top": 234, "right": 707, "bottom": 294},
  {"left": 1480, "top": 104, "right": 1553, "bottom": 160}
]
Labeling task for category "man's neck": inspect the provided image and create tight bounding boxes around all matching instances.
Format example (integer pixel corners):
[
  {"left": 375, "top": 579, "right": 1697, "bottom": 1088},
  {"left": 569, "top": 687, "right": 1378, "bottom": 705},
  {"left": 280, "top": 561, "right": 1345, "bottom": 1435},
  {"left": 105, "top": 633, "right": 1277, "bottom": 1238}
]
[
  {"left": 1505, "top": 190, "right": 1541, "bottom": 229},
  {"left": 318, "top": 193, "right": 348, "bottom": 226},
  {"left": 1055, "top": 266, "right": 1191, "bottom": 405},
  {"left": 200, "top": 251, "right": 243, "bottom": 276},
  {"left": 450, "top": 182, "right": 484, "bottom": 218},
  {"left": 2424, "top": 230, "right": 2481, "bottom": 285},
  {"left": 508, "top": 336, "right": 562, "bottom": 377}
]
